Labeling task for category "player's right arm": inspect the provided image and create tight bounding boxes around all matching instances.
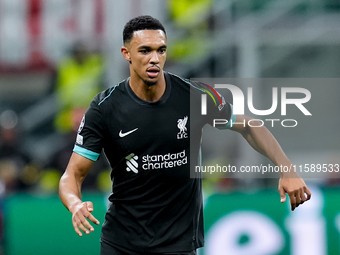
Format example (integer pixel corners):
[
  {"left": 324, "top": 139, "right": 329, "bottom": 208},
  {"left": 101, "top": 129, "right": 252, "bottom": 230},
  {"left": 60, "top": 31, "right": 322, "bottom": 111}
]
[{"left": 59, "top": 152, "right": 100, "bottom": 236}]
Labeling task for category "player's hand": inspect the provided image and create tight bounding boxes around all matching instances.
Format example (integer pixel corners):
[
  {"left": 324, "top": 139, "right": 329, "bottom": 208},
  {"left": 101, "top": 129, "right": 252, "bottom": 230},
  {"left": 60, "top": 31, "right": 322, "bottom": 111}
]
[
  {"left": 71, "top": 201, "right": 100, "bottom": 236},
  {"left": 278, "top": 175, "right": 311, "bottom": 211}
]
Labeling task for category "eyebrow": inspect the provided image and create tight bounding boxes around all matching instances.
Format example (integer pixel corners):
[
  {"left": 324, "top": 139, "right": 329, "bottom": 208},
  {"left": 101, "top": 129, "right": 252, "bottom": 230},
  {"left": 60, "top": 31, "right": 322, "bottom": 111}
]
[{"left": 137, "top": 45, "right": 167, "bottom": 51}]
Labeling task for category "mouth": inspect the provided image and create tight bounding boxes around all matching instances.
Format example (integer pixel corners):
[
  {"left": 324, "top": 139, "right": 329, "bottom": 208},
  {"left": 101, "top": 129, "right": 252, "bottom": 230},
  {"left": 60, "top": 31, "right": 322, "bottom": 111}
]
[{"left": 146, "top": 66, "right": 160, "bottom": 78}]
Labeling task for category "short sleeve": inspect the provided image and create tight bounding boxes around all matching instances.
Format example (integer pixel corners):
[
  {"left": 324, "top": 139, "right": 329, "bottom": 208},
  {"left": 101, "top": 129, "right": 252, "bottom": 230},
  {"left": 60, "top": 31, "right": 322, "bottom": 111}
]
[{"left": 73, "top": 98, "right": 105, "bottom": 161}]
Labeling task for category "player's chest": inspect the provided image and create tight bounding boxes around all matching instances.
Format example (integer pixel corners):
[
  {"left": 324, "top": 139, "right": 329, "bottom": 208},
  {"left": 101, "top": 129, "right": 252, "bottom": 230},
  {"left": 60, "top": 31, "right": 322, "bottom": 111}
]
[{"left": 104, "top": 104, "right": 191, "bottom": 149}]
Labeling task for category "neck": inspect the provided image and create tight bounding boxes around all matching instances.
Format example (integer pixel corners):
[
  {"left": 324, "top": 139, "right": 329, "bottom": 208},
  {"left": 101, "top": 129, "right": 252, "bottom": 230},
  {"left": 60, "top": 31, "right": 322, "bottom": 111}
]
[{"left": 129, "top": 72, "right": 166, "bottom": 102}]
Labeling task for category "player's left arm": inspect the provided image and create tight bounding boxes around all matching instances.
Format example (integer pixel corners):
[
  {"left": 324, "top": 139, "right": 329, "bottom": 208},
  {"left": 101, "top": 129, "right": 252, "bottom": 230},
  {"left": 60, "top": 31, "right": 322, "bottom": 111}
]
[{"left": 230, "top": 114, "right": 311, "bottom": 211}]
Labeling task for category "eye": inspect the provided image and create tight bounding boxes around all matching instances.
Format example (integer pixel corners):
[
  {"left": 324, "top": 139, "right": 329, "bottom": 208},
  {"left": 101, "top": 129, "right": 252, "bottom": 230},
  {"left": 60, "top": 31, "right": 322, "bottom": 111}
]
[
  {"left": 159, "top": 48, "right": 166, "bottom": 54},
  {"left": 140, "top": 49, "right": 150, "bottom": 54}
]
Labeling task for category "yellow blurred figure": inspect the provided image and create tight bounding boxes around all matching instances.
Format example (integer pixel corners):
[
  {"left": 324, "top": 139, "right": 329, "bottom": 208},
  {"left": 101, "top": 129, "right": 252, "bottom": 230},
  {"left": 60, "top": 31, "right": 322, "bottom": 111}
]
[
  {"left": 168, "top": 0, "right": 212, "bottom": 28},
  {"left": 168, "top": 0, "right": 213, "bottom": 61},
  {"left": 55, "top": 42, "right": 105, "bottom": 133},
  {"left": 39, "top": 169, "right": 61, "bottom": 192}
]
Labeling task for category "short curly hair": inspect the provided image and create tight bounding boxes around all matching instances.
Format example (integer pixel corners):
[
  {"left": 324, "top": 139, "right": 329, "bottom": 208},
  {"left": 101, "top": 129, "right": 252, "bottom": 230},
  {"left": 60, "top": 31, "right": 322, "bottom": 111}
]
[{"left": 123, "top": 15, "right": 166, "bottom": 44}]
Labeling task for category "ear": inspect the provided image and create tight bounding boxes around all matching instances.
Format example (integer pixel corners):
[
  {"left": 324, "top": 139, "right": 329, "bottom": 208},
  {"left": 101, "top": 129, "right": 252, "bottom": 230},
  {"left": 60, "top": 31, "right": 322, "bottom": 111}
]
[{"left": 121, "top": 46, "right": 131, "bottom": 63}]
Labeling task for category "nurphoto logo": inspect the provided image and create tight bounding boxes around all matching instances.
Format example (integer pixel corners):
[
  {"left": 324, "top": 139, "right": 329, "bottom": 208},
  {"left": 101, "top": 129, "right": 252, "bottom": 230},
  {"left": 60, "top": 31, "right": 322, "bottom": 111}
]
[{"left": 201, "top": 84, "right": 312, "bottom": 128}]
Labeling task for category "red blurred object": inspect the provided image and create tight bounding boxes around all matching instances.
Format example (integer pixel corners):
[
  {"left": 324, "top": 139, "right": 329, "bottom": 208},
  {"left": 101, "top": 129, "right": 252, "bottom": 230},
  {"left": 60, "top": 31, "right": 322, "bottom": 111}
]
[
  {"left": 0, "top": 0, "right": 104, "bottom": 74},
  {"left": 28, "top": 0, "right": 47, "bottom": 71},
  {"left": 0, "top": 0, "right": 50, "bottom": 73}
]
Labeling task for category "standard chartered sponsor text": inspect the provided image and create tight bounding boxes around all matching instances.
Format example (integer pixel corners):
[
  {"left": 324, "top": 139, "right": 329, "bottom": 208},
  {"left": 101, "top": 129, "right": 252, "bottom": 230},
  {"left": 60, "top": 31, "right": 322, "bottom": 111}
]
[{"left": 142, "top": 150, "right": 187, "bottom": 170}]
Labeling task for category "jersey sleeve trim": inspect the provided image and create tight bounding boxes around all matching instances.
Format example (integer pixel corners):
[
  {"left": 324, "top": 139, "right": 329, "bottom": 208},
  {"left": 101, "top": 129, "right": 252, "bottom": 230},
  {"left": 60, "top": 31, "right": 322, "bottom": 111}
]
[
  {"left": 98, "top": 86, "right": 117, "bottom": 105},
  {"left": 73, "top": 144, "right": 100, "bottom": 161},
  {"left": 217, "top": 105, "right": 237, "bottom": 130}
]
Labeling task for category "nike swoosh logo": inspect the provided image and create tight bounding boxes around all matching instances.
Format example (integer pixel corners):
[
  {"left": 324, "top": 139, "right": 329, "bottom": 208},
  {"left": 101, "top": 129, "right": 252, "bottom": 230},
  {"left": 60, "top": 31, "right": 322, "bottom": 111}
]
[{"left": 119, "top": 128, "right": 138, "bottom": 138}]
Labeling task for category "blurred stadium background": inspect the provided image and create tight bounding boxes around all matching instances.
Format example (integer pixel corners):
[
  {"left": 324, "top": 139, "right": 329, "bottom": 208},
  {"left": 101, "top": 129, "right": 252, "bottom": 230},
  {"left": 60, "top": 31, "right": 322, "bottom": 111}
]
[{"left": 0, "top": 0, "right": 340, "bottom": 254}]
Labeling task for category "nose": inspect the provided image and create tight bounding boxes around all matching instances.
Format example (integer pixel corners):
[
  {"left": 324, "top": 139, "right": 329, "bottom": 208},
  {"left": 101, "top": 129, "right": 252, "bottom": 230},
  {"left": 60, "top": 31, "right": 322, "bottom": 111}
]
[{"left": 150, "top": 51, "right": 159, "bottom": 64}]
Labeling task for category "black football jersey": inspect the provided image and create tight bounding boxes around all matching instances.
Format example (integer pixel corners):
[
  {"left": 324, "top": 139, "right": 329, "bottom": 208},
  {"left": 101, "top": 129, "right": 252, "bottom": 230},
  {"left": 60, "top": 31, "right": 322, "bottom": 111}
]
[{"left": 74, "top": 72, "right": 235, "bottom": 253}]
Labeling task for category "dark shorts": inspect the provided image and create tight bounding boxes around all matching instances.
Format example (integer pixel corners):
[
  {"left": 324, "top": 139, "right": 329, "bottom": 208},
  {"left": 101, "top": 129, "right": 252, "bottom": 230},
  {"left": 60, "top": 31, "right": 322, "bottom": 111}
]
[{"left": 100, "top": 241, "right": 197, "bottom": 255}]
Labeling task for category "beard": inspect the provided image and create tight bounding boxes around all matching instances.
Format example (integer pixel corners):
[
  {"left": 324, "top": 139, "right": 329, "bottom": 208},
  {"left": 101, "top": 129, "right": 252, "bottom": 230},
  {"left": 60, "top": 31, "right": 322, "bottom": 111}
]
[{"left": 143, "top": 78, "right": 158, "bottom": 86}]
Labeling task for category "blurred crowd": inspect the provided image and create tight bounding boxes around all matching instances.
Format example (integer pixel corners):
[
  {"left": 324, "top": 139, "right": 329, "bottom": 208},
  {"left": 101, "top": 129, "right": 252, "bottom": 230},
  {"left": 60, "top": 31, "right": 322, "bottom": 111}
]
[{"left": 0, "top": 42, "right": 112, "bottom": 196}]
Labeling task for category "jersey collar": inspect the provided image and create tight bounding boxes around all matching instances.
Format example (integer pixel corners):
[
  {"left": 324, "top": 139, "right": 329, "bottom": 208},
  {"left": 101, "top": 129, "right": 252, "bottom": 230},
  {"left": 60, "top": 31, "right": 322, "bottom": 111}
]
[{"left": 125, "top": 72, "right": 171, "bottom": 106}]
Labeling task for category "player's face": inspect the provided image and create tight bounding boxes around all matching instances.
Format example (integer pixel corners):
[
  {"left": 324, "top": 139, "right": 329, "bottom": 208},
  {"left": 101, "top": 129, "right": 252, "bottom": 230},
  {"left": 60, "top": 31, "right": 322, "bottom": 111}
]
[{"left": 122, "top": 30, "right": 167, "bottom": 86}]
